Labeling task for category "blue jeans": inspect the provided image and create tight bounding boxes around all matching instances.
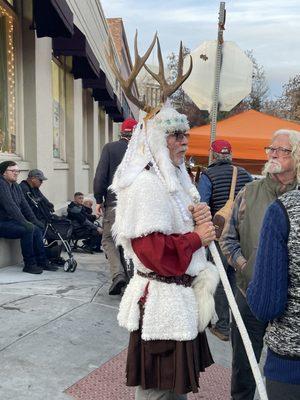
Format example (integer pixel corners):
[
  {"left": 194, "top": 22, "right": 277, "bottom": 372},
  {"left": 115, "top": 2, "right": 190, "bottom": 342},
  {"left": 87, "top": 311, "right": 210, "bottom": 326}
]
[{"left": 0, "top": 220, "right": 47, "bottom": 266}]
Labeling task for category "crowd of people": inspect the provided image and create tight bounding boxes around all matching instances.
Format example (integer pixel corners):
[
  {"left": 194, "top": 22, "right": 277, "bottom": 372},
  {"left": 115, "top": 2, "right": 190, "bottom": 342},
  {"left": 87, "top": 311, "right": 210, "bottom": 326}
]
[
  {"left": 0, "top": 110, "right": 299, "bottom": 399},
  {"left": 197, "top": 130, "right": 300, "bottom": 400},
  {"left": 105, "top": 106, "right": 300, "bottom": 399},
  {"left": 0, "top": 163, "right": 102, "bottom": 274}
]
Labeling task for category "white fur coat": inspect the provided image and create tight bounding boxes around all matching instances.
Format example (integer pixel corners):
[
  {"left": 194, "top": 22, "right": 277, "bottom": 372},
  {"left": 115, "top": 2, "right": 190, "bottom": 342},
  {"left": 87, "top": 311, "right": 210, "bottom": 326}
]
[{"left": 113, "top": 165, "right": 219, "bottom": 341}]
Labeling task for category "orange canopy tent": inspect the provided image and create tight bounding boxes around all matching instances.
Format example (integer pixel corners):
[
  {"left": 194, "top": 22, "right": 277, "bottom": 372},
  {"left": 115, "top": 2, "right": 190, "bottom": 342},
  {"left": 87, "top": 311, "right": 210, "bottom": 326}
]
[{"left": 187, "top": 109, "right": 300, "bottom": 174}]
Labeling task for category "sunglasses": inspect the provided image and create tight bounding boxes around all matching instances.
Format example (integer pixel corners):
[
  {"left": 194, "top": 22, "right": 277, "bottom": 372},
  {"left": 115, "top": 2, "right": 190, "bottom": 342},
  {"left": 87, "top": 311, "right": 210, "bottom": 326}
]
[{"left": 169, "top": 131, "right": 190, "bottom": 142}]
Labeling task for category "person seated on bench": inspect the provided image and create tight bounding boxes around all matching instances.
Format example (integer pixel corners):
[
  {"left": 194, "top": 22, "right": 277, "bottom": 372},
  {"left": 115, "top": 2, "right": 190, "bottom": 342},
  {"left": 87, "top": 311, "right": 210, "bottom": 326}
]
[
  {"left": 67, "top": 192, "right": 102, "bottom": 252},
  {"left": 20, "top": 169, "right": 71, "bottom": 266},
  {"left": 19, "top": 169, "right": 54, "bottom": 225},
  {"left": 0, "top": 161, "right": 57, "bottom": 274}
]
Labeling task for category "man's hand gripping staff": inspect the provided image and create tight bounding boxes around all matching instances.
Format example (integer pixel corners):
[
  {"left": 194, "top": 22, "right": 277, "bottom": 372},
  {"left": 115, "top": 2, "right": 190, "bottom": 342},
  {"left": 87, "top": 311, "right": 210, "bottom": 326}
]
[{"left": 189, "top": 203, "right": 216, "bottom": 246}]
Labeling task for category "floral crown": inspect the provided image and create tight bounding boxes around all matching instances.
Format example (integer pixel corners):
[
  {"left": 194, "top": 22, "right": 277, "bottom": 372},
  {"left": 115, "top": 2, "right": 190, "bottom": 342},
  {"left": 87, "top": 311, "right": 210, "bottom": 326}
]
[{"left": 151, "top": 103, "right": 190, "bottom": 134}]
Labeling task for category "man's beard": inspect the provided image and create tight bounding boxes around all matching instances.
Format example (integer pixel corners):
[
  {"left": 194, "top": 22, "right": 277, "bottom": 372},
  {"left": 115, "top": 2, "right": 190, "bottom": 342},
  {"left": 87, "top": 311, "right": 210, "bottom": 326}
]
[
  {"left": 175, "top": 146, "right": 187, "bottom": 166},
  {"left": 262, "top": 159, "right": 283, "bottom": 175}
]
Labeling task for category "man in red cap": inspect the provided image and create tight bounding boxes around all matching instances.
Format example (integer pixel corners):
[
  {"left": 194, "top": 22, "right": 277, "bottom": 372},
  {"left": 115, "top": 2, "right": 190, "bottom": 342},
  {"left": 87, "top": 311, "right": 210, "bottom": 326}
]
[
  {"left": 198, "top": 139, "right": 252, "bottom": 341},
  {"left": 93, "top": 118, "right": 138, "bottom": 295},
  {"left": 211, "top": 139, "right": 232, "bottom": 154},
  {"left": 120, "top": 118, "right": 138, "bottom": 137}
]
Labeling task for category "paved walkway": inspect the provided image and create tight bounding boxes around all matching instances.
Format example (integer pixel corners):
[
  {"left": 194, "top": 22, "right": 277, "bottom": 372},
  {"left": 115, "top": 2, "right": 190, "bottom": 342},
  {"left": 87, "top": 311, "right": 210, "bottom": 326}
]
[{"left": 0, "top": 252, "right": 261, "bottom": 400}]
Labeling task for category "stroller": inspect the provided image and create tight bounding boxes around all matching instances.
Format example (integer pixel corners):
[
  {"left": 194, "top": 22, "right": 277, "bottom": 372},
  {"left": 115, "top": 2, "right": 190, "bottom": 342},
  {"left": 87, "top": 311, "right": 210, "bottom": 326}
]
[{"left": 26, "top": 193, "right": 77, "bottom": 272}]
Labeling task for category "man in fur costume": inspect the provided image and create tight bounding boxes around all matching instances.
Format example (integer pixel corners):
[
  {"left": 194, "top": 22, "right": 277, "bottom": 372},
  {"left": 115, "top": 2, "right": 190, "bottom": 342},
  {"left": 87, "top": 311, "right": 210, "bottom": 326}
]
[
  {"left": 111, "top": 103, "right": 219, "bottom": 399},
  {"left": 108, "top": 34, "right": 219, "bottom": 399}
]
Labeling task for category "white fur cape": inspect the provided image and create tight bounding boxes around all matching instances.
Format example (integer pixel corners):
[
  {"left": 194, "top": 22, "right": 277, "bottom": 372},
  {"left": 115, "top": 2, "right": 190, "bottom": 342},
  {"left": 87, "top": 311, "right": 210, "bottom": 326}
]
[{"left": 112, "top": 166, "right": 219, "bottom": 341}]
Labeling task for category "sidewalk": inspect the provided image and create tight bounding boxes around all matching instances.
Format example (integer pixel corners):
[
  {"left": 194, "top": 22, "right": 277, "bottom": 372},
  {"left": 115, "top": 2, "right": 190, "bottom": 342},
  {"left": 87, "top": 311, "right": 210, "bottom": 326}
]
[{"left": 0, "top": 252, "right": 239, "bottom": 400}]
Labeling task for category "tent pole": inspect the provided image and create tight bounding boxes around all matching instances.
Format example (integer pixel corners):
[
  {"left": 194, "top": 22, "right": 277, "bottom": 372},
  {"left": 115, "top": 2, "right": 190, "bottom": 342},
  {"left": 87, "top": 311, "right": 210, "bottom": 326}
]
[{"left": 209, "top": 2, "right": 226, "bottom": 164}]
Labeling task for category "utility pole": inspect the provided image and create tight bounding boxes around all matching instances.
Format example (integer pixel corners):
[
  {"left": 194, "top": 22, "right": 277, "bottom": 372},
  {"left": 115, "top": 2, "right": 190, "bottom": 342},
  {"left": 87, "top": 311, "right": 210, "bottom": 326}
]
[{"left": 209, "top": 2, "right": 226, "bottom": 164}]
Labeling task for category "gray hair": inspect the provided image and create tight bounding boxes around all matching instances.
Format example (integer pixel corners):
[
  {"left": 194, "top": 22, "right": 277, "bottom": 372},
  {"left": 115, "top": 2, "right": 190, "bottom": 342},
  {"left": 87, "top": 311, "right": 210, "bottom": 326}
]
[
  {"left": 213, "top": 152, "right": 232, "bottom": 163},
  {"left": 273, "top": 129, "right": 300, "bottom": 183}
]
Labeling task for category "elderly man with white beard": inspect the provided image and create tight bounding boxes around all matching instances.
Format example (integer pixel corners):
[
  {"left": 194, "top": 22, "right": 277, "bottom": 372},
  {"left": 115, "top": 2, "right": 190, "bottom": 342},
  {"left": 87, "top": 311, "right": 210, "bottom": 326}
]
[{"left": 219, "top": 128, "right": 300, "bottom": 400}]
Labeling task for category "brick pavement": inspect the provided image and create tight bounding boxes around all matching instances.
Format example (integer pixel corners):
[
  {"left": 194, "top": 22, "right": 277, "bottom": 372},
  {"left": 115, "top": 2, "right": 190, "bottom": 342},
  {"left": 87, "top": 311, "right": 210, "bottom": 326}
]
[
  {"left": 0, "top": 252, "right": 246, "bottom": 399},
  {"left": 66, "top": 348, "right": 231, "bottom": 400}
]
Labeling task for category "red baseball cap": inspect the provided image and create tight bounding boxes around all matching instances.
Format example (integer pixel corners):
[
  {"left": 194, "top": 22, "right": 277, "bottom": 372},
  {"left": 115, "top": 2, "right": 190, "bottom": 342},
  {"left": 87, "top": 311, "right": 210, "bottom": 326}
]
[
  {"left": 211, "top": 139, "right": 232, "bottom": 154},
  {"left": 121, "top": 118, "right": 138, "bottom": 134}
]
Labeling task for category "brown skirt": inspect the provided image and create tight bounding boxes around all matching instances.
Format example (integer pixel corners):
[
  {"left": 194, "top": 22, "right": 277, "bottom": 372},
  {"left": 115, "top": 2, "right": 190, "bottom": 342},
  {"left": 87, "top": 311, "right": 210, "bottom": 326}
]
[{"left": 126, "top": 326, "right": 213, "bottom": 395}]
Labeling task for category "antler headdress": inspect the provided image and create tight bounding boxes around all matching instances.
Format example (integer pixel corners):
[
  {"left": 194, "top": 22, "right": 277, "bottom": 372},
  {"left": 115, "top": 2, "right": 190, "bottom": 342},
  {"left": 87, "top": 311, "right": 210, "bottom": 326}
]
[
  {"left": 110, "top": 32, "right": 194, "bottom": 204},
  {"left": 107, "top": 31, "right": 193, "bottom": 116}
]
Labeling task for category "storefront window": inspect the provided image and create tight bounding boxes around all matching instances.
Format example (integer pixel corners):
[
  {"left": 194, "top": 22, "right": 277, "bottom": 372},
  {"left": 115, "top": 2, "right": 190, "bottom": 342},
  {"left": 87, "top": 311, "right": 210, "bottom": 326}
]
[
  {"left": 0, "top": 1, "right": 16, "bottom": 153},
  {"left": 51, "top": 59, "right": 66, "bottom": 159}
]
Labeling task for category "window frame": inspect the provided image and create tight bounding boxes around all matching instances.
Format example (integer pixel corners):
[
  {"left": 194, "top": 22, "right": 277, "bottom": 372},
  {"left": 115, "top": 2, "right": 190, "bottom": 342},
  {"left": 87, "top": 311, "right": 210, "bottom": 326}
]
[
  {"left": 51, "top": 55, "right": 72, "bottom": 161},
  {"left": 0, "top": 0, "right": 18, "bottom": 156}
]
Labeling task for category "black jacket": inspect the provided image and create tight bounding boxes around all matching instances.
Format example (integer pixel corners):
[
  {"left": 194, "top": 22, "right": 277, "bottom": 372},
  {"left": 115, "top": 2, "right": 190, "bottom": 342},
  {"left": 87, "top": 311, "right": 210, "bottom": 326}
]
[
  {"left": 19, "top": 180, "right": 54, "bottom": 222},
  {"left": 0, "top": 175, "right": 40, "bottom": 225},
  {"left": 67, "top": 202, "right": 97, "bottom": 231},
  {"left": 202, "top": 161, "right": 253, "bottom": 215},
  {"left": 93, "top": 138, "right": 128, "bottom": 206},
  {"left": 84, "top": 206, "right": 97, "bottom": 223}
]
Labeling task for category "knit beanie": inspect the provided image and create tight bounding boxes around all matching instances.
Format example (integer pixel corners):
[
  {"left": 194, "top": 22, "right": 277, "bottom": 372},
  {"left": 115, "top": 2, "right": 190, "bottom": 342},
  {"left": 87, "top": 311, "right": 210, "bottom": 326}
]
[{"left": 0, "top": 161, "right": 17, "bottom": 175}]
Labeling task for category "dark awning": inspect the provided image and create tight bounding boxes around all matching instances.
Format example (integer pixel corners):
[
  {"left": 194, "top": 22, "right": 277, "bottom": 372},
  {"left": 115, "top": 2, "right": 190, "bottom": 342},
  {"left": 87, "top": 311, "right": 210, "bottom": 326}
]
[
  {"left": 122, "top": 98, "right": 132, "bottom": 120},
  {"left": 33, "top": 0, "right": 74, "bottom": 38},
  {"left": 109, "top": 114, "right": 124, "bottom": 123},
  {"left": 83, "top": 72, "right": 115, "bottom": 101},
  {"left": 53, "top": 26, "right": 100, "bottom": 79},
  {"left": 103, "top": 96, "right": 123, "bottom": 115},
  {"left": 83, "top": 70, "right": 124, "bottom": 122},
  {"left": 103, "top": 96, "right": 124, "bottom": 122}
]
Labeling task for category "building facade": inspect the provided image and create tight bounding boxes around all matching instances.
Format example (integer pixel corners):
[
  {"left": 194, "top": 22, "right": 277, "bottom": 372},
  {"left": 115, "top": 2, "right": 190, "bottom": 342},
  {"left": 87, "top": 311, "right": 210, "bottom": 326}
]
[
  {"left": 0, "top": 0, "right": 137, "bottom": 266},
  {"left": 107, "top": 17, "right": 140, "bottom": 119},
  {"left": 136, "top": 64, "right": 169, "bottom": 109}
]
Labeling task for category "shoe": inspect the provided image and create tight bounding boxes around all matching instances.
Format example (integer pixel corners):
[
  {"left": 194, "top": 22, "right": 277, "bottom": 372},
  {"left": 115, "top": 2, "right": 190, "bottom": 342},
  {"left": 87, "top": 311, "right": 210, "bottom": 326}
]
[
  {"left": 91, "top": 247, "right": 103, "bottom": 253},
  {"left": 42, "top": 264, "right": 58, "bottom": 271},
  {"left": 209, "top": 326, "right": 229, "bottom": 341},
  {"left": 39, "top": 261, "right": 58, "bottom": 271},
  {"left": 81, "top": 244, "right": 94, "bottom": 253},
  {"left": 109, "top": 274, "right": 127, "bottom": 295},
  {"left": 53, "top": 257, "right": 65, "bottom": 266},
  {"left": 23, "top": 264, "right": 43, "bottom": 274}
]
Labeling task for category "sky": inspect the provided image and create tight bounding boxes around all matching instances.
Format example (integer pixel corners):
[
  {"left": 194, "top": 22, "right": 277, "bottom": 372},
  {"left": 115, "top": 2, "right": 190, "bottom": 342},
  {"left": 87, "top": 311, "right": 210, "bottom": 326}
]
[{"left": 101, "top": 0, "right": 300, "bottom": 99}]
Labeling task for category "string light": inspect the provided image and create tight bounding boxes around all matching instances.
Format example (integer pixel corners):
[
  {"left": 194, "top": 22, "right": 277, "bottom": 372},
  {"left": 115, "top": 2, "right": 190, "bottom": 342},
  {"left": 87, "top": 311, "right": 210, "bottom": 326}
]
[{"left": 0, "top": 4, "right": 15, "bottom": 153}]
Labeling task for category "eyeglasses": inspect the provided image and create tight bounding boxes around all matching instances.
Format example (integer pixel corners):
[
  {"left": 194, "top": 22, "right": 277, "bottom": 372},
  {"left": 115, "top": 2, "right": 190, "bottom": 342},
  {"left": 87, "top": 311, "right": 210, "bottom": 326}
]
[
  {"left": 6, "top": 169, "right": 20, "bottom": 174},
  {"left": 170, "top": 131, "right": 190, "bottom": 142},
  {"left": 264, "top": 146, "right": 292, "bottom": 157}
]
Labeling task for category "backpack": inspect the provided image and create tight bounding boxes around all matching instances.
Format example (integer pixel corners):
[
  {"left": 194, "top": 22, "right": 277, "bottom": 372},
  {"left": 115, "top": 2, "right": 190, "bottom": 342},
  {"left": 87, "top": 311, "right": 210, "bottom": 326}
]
[{"left": 212, "top": 166, "right": 238, "bottom": 240}]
